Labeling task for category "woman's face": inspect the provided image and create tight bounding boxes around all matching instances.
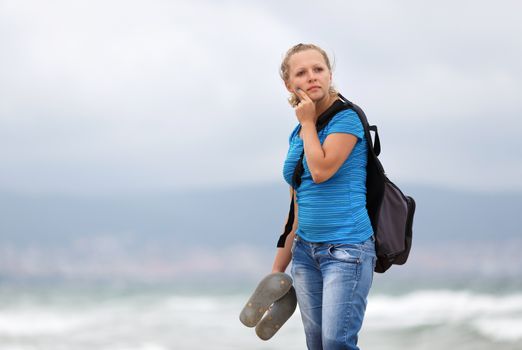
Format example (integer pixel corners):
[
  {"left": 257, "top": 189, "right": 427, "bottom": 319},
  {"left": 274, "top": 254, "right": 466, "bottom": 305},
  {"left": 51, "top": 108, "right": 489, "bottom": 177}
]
[{"left": 285, "top": 49, "right": 332, "bottom": 103}]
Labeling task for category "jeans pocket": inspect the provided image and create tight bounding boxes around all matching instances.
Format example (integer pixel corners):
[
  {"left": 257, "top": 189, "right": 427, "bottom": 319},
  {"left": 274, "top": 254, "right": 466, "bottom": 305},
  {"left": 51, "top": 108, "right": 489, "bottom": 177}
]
[{"left": 327, "top": 244, "right": 362, "bottom": 264}]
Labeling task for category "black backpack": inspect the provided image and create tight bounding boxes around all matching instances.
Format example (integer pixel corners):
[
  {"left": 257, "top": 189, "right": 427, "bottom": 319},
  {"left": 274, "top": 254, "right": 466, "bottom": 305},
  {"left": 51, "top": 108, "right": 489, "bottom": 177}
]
[{"left": 276, "top": 94, "right": 416, "bottom": 273}]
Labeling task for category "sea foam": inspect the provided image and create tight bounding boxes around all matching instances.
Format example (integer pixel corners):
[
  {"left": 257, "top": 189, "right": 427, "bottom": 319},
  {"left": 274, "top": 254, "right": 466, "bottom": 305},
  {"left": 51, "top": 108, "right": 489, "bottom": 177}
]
[
  {"left": 0, "top": 288, "right": 520, "bottom": 349},
  {"left": 366, "top": 290, "right": 522, "bottom": 341}
]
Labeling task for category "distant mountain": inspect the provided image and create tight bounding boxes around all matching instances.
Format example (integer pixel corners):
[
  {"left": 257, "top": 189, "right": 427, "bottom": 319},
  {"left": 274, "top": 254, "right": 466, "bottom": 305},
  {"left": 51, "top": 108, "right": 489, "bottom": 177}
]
[
  {"left": 0, "top": 183, "right": 289, "bottom": 249},
  {"left": 1, "top": 183, "right": 520, "bottom": 246},
  {"left": 400, "top": 183, "right": 521, "bottom": 242},
  {"left": 0, "top": 183, "right": 520, "bottom": 282}
]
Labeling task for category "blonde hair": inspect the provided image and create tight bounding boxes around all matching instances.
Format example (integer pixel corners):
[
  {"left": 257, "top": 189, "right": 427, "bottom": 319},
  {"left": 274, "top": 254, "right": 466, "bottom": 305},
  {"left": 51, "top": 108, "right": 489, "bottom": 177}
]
[{"left": 280, "top": 43, "right": 338, "bottom": 107}]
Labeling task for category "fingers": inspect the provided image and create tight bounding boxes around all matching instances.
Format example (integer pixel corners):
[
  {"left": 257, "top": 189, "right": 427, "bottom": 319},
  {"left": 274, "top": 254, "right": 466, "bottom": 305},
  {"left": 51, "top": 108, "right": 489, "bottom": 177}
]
[{"left": 295, "top": 88, "right": 312, "bottom": 103}]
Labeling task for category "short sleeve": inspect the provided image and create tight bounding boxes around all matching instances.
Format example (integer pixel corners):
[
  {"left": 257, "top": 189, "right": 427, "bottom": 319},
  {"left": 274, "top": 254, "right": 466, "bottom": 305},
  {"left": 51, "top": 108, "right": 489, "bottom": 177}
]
[
  {"left": 289, "top": 124, "right": 301, "bottom": 144},
  {"left": 324, "top": 109, "right": 364, "bottom": 141}
]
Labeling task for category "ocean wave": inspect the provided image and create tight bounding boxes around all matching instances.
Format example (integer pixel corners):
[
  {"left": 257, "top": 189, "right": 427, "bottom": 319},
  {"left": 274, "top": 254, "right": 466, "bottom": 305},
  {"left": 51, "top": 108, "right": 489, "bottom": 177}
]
[
  {"left": 366, "top": 290, "right": 522, "bottom": 342},
  {"left": 0, "top": 309, "right": 84, "bottom": 336},
  {"left": 0, "top": 289, "right": 520, "bottom": 347}
]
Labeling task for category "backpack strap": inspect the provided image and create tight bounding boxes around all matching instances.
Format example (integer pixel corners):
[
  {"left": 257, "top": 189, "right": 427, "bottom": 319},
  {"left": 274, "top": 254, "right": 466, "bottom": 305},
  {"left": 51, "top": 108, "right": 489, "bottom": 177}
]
[
  {"left": 338, "top": 93, "right": 380, "bottom": 157},
  {"left": 369, "top": 125, "right": 381, "bottom": 157},
  {"left": 338, "top": 93, "right": 386, "bottom": 233},
  {"left": 277, "top": 195, "right": 296, "bottom": 247}
]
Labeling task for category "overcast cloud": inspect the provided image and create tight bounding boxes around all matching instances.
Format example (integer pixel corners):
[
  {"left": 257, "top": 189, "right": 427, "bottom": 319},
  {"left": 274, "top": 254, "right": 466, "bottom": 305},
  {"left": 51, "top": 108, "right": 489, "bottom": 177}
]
[{"left": 1, "top": 0, "right": 521, "bottom": 195}]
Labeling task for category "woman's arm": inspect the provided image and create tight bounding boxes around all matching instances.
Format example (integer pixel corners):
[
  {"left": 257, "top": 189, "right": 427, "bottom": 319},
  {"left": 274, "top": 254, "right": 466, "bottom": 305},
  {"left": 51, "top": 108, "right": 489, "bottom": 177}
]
[
  {"left": 295, "top": 89, "right": 357, "bottom": 184},
  {"left": 300, "top": 125, "right": 357, "bottom": 183},
  {"left": 271, "top": 187, "right": 299, "bottom": 273}
]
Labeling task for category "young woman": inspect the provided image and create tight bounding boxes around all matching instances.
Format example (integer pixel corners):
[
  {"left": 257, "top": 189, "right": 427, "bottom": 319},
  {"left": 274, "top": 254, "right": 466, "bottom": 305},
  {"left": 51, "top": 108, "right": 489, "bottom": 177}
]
[{"left": 271, "top": 43, "right": 376, "bottom": 350}]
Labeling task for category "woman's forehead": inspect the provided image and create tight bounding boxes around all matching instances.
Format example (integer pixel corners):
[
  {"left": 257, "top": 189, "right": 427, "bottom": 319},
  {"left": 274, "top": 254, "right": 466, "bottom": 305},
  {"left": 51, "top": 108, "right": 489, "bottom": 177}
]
[{"left": 288, "top": 49, "right": 326, "bottom": 70}]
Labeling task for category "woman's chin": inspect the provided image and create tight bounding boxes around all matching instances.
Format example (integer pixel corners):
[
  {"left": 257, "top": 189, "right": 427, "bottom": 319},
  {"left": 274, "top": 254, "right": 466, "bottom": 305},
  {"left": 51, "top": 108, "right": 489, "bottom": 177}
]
[{"left": 310, "top": 92, "right": 327, "bottom": 103}]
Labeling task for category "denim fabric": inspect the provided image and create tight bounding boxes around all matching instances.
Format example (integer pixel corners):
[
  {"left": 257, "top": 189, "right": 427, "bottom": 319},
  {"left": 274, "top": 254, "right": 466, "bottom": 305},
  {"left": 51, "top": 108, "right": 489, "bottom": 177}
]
[{"left": 290, "top": 235, "right": 376, "bottom": 350}]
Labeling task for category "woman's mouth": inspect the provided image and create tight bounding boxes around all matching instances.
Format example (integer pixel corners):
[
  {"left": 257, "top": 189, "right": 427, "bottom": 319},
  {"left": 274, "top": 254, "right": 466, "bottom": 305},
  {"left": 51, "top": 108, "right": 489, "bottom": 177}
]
[{"left": 307, "top": 86, "right": 320, "bottom": 91}]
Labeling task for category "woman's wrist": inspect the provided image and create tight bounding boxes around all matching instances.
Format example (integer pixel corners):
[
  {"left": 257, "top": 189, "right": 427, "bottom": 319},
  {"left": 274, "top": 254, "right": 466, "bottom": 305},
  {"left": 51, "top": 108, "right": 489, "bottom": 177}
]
[{"left": 300, "top": 121, "right": 315, "bottom": 130}]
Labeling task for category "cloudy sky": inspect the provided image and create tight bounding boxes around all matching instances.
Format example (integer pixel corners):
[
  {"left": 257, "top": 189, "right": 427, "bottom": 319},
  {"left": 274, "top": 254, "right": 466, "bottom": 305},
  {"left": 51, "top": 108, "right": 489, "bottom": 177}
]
[{"left": 1, "top": 0, "right": 521, "bottom": 195}]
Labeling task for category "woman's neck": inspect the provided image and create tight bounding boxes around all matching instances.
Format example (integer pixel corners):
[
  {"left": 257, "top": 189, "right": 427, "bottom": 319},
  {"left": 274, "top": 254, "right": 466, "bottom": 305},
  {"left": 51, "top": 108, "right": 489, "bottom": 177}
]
[{"left": 314, "top": 93, "right": 338, "bottom": 120}]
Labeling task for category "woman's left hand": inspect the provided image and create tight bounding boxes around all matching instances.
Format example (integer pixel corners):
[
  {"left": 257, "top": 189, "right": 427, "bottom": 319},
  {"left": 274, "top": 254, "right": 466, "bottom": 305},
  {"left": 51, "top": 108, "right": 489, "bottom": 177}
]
[{"left": 294, "top": 89, "right": 316, "bottom": 126}]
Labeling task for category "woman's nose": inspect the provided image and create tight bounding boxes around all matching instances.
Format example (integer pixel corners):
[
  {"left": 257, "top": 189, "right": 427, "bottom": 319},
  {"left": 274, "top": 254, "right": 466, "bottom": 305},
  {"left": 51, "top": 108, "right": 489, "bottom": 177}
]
[{"left": 308, "top": 71, "right": 317, "bottom": 82}]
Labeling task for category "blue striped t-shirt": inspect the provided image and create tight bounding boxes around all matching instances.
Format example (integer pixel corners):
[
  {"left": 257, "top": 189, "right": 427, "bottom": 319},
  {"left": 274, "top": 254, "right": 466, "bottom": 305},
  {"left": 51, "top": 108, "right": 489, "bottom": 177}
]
[{"left": 282, "top": 108, "right": 374, "bottom": 244}]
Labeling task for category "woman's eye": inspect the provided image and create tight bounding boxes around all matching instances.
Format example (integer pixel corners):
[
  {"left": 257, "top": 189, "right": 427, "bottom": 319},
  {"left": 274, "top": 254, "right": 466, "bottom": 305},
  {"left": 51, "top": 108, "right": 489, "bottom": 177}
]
[
  {"left": 296, "top": 71, "right": 304, "bottom": 76},
  {"left": 314, "top": 67, "right": 324, "bottom": 72}
]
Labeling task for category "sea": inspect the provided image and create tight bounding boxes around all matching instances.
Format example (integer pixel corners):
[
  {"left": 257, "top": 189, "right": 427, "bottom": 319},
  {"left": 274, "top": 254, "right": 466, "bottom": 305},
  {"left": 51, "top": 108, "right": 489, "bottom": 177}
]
[
  {"left": 1, "top": 275, "right": 521, "bottom": 350},
  {"left": 2, "top": 184, "right": 521, "bottom": 349}
]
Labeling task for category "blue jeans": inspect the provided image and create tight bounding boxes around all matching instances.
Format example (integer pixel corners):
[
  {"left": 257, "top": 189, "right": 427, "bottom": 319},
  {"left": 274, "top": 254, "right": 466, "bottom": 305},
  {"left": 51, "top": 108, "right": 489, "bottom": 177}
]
[{"left": 290, "top": 235, "right": 376, "bottom": 350}]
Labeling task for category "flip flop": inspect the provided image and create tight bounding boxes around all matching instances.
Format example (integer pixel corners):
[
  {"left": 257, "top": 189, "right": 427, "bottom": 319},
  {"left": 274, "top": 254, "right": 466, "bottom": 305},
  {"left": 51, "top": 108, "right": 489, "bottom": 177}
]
[
  {"left": 239, "top": 272, "right": 293, "bottom": 328},
  {"left": 255, "top": 285, "right": 297, "bottom": 341}
]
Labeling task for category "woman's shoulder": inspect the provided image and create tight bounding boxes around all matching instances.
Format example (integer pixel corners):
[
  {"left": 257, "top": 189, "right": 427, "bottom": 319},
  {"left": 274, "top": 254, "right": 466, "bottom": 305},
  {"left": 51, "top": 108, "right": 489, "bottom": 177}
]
[
  {"left": 332, "top": 108, "right": 358, "bottom": 121},
  {"left": 324, "top": 108, "right": 364, "bottom": 139}
]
